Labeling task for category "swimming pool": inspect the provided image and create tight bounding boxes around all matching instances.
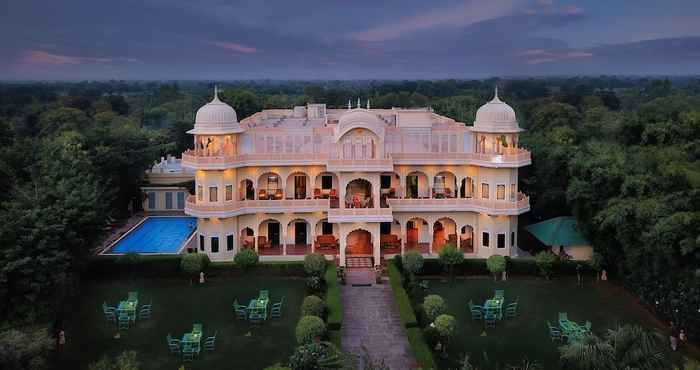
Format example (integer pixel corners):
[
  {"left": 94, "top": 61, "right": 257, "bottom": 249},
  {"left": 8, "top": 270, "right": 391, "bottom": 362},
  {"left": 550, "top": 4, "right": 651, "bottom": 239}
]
[{"left": 107, "top": 216, "right": 197, "bottom": 254}]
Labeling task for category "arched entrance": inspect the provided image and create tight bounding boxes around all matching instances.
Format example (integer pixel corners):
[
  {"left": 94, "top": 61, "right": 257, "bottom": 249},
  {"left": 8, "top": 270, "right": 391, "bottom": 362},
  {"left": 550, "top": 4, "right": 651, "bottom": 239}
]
[
  {"left": 406, "top": 217, "right": 429, "bottom": 253},
  {"left": 345, "top": 178, "right": 373, "bottom": 208},
  {"left": 239, "top": 179, "right": 254, "bottom": 201},
  {"left": 460, "top": 225, "right": 474, "bottom": 253},
  {"left": 346, "top": 229, "right": 372, "bottom": 256},
  {"left": 432, "top": 217, "right": 456, "bottom": 253},
  {"left": 258, "top": 219, "right": 282, "bottom": 255}
]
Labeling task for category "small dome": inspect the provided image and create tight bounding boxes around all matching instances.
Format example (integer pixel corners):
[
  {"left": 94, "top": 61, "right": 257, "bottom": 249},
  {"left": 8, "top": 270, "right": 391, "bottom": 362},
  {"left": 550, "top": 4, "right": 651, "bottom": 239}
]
[
  {"left": 473, "top": 88, "right": 521, "bottom": 133},
  {"left": 188, "top": 87, "right": 244, "bottom": 135}
]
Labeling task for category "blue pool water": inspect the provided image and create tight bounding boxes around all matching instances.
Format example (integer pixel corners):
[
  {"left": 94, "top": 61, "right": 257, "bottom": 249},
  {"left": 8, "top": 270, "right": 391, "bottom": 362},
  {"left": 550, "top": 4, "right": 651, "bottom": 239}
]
[{"left": 109, "top": 217, "right": 197, "bottom": 254}]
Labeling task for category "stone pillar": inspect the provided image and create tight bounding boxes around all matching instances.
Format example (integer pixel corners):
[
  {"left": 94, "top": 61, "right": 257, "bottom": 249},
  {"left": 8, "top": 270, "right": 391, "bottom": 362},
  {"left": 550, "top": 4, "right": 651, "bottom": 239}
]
[
  {"left": 400, "top": 225, "right": 406, "bottom": 255},
  {"left": 339, "top": 178, "right": 346, "bottom": 209},
  {"left": 372, "top": 227, "right": 381, "bottom": 266},
  {"left": 372, "top": 177, "right": 381, "bottom": 209},
  {"left": 339, "top": 229, "right": 347, "bottom": 266},
  {"left": 282, "top": 229, "right": 287, "bottom": 256}
]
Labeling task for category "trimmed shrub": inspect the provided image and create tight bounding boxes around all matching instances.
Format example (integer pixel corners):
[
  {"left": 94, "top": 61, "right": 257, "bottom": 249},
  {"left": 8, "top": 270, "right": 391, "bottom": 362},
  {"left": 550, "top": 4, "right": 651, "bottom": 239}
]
[
  {"left": 288, "top": 341, "right": 344, "bottom": 370},
  {"left": 423, "top": 294, "right": 447, "bottom": 323},
  {"left": 433, "top": 314, "right": 456, "bottom": 340},
  {"left": 306, "top": 276, "right": 323, "bottom": 294},
  {"left": 324, "top": 264, "right": 342, "bottom": 330},
  {"left": 295, "top": 315, "right": 326, "bottom": 344},
  {"left": 388, "top": 262, "right": 418, "bottom": 328},
  {"left": 234, "top": 249, "right": 259, "bottom": 270},
  {"left": 303, "top": 253, "right": 327, "bottom": 277},
  {"left": 438, "top": 244, "right": 464, "bottom": 281},
  {"left": 486, "top": 255, "right": 506, "bottom": 281},
  {"left": 403, "top": 251, "right": 424, "bottom": 277},
  {"left": 301, "top": 295, "right": 326, "bottom": 318},
  {"left": 535, "top": 251, "right": 558, "bottom": 279},
  {"left": 407, "top": 327, "right": 437, "bottom": 370},
  {"left": 181, "top": 253, "right": 209, "bottom": 282}
]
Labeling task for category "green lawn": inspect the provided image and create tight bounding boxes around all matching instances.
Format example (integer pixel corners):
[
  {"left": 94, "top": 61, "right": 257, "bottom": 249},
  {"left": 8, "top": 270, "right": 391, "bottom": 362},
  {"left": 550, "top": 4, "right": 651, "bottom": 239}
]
[
  {"left": 57, "top": 276, "right": 305, "bottom": 370},
  {"left": 422, "top": 277, "right": 683, "bottom": 369}
]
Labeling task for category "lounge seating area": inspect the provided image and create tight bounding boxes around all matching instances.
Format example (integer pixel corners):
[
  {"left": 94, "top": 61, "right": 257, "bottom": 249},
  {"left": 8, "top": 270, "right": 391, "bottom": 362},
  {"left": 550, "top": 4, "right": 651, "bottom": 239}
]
[
  {"left": 314, "top": 235, "right": 339, "bottom": 253},
  {"left": 380, "top": 234, "right": 401, "bottom": 253},
  {"left": 233, "top": 290, "right": 285, "bottom": 323},
  {"left": 166, "top": 323, "right": 218, "bottom": 362},
  {"left": 102, "top": 291, "right": 153, "bottom": 330},
  {"left": 313, "top": 188, "right": 338, "bottom": 199},
  {"left": 550, "top": 312, "right": 591, "bottom": 343},
  {"left": 468, "top": 289, "right": 519, "bottom": 328}
]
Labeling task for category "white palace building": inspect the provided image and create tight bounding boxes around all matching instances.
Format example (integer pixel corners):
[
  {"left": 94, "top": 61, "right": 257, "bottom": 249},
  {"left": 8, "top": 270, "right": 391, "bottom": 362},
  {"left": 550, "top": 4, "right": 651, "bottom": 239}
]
[{"left": 181, "top": 88, "right": 530, "bottom": 266}]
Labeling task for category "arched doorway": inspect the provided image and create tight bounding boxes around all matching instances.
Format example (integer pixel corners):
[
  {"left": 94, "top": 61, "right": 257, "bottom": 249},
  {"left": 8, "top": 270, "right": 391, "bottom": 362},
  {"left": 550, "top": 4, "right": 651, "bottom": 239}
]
[
  {"left": 406, "top": 217, "right": 429, "bottom": 253},
  {"left": 240, "top": 227, "right": 254, "bottom": 249},
  {"left": 432, "top": 218, "right": 456, "bottom": 253},
  {"left": 345, "top": 178, "right": 373, "bottom": 208},
  {"left": 258, "top": 219, "right": 282, "bottom": 255},
  {"left": 286, "top": 172, "right": 310, "bottom": 200},
  {"left": 460, "top": 225, "right": 474, "bottom": 253},
  {"left": 287, "top": 218, "right": 311, "bottom": 255},
  {"left": 405, "top": 171, "right": 428, "bottom": 199},
  {"left": 460, "top": 177, "right": 475, "bottom": 198},
  {"left": 433, "top": 171, "right": 457, "bottom": 198},
  {"left": 258, "top": 172, "right": 282, "bottom": 200},
  {"left": 346, "top": 229, "right": 372, "bottom": 256}
]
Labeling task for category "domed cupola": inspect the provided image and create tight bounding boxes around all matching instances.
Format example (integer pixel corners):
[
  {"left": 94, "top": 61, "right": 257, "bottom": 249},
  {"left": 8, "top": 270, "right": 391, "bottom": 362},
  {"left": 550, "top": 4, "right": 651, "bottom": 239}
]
[
  {"left": 188, "top": 87, "right": 245, "bottom": 134},
  {"left": 473, "top": 87, "right": 522, "bottom": 133}
]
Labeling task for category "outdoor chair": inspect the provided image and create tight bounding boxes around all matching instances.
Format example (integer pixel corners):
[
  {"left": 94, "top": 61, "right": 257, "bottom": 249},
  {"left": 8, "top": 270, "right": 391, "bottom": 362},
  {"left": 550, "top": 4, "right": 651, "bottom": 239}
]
[
  {"left": 484, "top": 312, "right": 497, "bottom": 328},
  {"left": 138, "top": 304, "right": 152, "bottom": 320},
  {"left": 505, "top": 299, "right": 518, "bottom": 319},
  {"left": 167, "top": 335, "right": 181, "bottom": 354},
  {"left": 259, "top": 290, "right": 269, "bottom": 299},
  {"left": 249, "top": 312, "right": 265, "bottom": 324},
  {"left": 583, "top": 321, "right": 592, "bottom": 333},
  {"left": 193, "top": 323, "right": 203, "bottom": 334},
  {"left": 313, "top": 188, "right": 321, "bottom": 199},
  {"left": 233, "top": 300, "right": 248, "bottom": 320},
  {"left": 274, "top": 189, "right": 283, "bottom": 200},
  {"left": 558, "top": 312, "right": 568, "bottom": 325},
  {"left": 547, "top": 321, "right": 562, "bottom": 342},
  {"left": 104, "top": 310, "right": 117, "bottom": 323},
  {"left": 468, "top": 300, "right": 484, "bottom": 320},
  {"left": 270, "top": 297, "right": 284, "bottom": 318},
  {"left": 258, "top": 189, "right": 267, "bottom": 200},
  {"left": 494, "top": 289, "right": 504, "bottom": 299},
  {"left": 204, "top": 331, "right": 218, "bottom": 351},
  {"left": 128, "top": 291, "right": 138, "bottom": 302},
  {"left": 182, "top": 346, "right": 200, "bottom": 362},
  {"left": 118, "top": 314, "right": 130, "bottom": 330}
]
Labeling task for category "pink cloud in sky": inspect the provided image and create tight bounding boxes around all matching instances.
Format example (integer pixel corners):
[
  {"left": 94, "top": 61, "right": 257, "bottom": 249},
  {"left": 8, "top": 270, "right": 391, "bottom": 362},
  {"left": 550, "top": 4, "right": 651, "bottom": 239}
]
[
  {"left": 206, "top": 41, "right": 259, "bottom": 54},
  {"left": 516, "top": 48, "right": 593, "bottom": 63},
  {"left": 18, "top": 50, "right": 138, "bottom": 66}
]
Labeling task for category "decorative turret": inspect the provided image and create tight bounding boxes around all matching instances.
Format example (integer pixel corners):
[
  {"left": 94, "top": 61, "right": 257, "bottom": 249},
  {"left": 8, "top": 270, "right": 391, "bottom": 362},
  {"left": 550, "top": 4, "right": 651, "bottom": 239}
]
[
  {"left": 473, "top": 87, "right": 522, "bottom": 133},
  {"left": 188, "top": 86, "right": 245, "bottom": 135}
]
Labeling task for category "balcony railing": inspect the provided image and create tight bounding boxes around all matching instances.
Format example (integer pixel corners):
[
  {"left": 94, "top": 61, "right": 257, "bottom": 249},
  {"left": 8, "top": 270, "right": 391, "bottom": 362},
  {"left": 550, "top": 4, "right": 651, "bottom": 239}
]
[
  {"left": 181, "top": 150, "right": 328, "bottom": 169},
  {"left": 185, "top": 195, "right": 330, "bottom": 217},
  {"left": 390, "top": 149, "right": 530, "bottom": 167},
  {"left": 327, "top": 207, "right": 394, "bottom": 222},
  {"left": 388, "top": 193, "right": 529, "bottom": 215}
]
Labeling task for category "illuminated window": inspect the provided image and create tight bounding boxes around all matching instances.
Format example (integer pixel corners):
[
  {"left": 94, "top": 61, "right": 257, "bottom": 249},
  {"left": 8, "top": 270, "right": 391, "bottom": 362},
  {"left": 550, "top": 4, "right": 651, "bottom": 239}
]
[
  {"left": 497, "top": 185, "right": 505, "bottom": 200},
  {"left": 209, "top": 186, "right": 217, "bottom": 202},
  {"left": 225, "top": 185, "right": 233, "bottom": 201}
]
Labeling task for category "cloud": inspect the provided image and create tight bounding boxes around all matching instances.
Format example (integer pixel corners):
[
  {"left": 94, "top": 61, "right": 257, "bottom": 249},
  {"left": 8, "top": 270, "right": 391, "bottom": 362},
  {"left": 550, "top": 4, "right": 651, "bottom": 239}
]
[
  {"left": 516, "top": 48, "right": 593, "bottom": 63},
  {"left": 351, "top": 1, "right": 523, "bottom": 42},
  {"left": 18, "top": 50, "right": 138, "bottom": 66},
  {"left": 205, "top": 40, "right": 260, "bottom": 54}
]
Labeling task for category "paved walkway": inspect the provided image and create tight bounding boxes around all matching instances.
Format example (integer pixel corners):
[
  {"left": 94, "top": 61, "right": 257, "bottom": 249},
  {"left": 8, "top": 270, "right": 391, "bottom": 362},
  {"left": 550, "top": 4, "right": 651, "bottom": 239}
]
[{"left": 340, "top": 268, "right": 417, "bottom": 369}]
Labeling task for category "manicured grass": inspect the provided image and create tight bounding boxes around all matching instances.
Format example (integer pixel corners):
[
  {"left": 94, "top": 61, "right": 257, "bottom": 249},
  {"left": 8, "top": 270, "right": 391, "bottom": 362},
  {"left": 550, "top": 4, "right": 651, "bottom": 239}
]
[
  {"left": 422, "top": 277, "right": 683, "bottom": 369},
  {"left": 325, "top": 263, "right": 342, "bottom": 330},
  {"left": 58, "top": 276, "right": 305, "bottom": 370}
]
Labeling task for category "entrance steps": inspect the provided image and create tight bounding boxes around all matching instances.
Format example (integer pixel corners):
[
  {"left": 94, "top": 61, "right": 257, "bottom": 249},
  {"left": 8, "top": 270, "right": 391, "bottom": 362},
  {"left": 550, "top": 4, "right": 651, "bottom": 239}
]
[{"left": 345, "top": 256, "right": 373, "bottom": 269}]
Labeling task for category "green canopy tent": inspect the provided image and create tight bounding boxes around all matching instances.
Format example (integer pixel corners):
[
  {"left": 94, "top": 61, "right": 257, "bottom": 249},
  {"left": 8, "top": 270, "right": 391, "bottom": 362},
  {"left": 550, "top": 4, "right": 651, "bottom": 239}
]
[{"left": 526, "top": 216, "right": 592, "bottom": 260}]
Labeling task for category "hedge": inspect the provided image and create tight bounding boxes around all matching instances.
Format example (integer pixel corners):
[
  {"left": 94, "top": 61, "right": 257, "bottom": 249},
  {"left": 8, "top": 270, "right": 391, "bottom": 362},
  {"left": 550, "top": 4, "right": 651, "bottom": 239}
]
[
  {"left": 418, "top": 257, "right": 594, "bottom": 277},
  {"left": 327, "top": 329, "right": 342, "bottom": 348},
  {"left": 406, "top": 327, "right": 437, "bottom": 370},
  {"left": 84, "top": 255, "right": 305, "bottom": 278},
  {"left": 324, "top": 263, "right": 342, "bottom": 330},
  {"left": 388, "top": 263, "right": 418, "bottom": 328}
]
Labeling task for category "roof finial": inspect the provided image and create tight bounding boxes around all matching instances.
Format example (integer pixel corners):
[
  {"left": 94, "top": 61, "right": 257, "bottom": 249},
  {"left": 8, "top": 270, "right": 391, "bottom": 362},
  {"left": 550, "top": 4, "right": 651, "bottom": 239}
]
[
  {"left": 348, "top": 99, "right": 351, "bottom": 110},
  {"left": 366, "top": 99, "right": 370, "bottom": 109},
  {"left": 494, "top": 85, "right": 499, "bottom": 101},
  {"left": 357, "top": 97, "right": 360, "bottom": 109},
  {"left": 213, "top": 84, "right": 220, "bottom": 101}
]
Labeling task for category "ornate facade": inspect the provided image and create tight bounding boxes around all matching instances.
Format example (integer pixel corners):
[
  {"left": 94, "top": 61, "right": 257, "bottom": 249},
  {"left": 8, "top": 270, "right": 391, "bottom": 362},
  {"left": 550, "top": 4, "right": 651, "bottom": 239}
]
[{"left": 182, "top": 88, "right": 530, "bottom": 265}]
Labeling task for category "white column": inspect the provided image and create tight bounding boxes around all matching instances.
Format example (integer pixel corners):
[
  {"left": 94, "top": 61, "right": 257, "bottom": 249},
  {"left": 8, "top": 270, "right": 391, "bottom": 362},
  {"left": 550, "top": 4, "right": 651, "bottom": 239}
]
[
  {"left": 373, "top": 178, "right": 381, "bottom": 209},
  {"left": 400, "top": 225, "right": 406, "bottom": 255},
  {"left": 372, "top": 227, "right": 381, "bottom": 266},
  {"left": 282, "top": 229, "right": 287, "bottom": 255},
  {"left": 339, "top": 230, "right": 347, "bottom": 266},
  {"left": 339, "top": 178, "right": 346, "bottom": 209}
]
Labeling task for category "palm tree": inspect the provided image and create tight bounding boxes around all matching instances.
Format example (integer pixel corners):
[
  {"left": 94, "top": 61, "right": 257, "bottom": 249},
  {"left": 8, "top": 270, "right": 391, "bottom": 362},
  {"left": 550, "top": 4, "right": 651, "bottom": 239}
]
[
  {"left": 606, "top": 325, "right": 669, "bottom": 370},
  {"left": 559, "top": 334, "right": 615, "bottom": 370}
]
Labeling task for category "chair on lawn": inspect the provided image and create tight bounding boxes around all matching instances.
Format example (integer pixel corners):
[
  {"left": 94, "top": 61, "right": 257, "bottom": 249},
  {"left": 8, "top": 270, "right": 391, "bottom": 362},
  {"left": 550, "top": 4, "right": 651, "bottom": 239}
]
[
  {"left": 259, "top": 290, "right": 269, "bottom": 299},
  {"left": 249, "top": 311, "right": 265, "bottom": 324},
  {"left": 233, "top": 299, "right": 248, "bottom": 320},
  {"left": 128, "top": 291, "right": 138, "bottom": 302},
  {"left": 505, "top": 299, "right": 518, "bottom": 319},
  {"left": 484, "top": 312, "right": 497, "bottom": 328},
  {"left": 138, "top": 301, "right": 153, "bottom": 320},
  {"left": 192, "top": 323, "right": 203, "bottom": 334},
  {"left": 468, "top": 300, "right": 484, "bottom": 320},
  {"left": 203, "top": 331, "right": 218, "bottom": 352},
  {"left": 494, "top": 289, "right": 504, "bottom": 299},
  {"left": 166, "top": 334, "right": 181, "bottom": 354},
  {"left": 547, "top": 321, "right": 562, "bottom": 342},
  {"left": 558, "top": 312, "right": 568, "bottom": 325},
  {"left": 103, "top": 303, "right": 117, "bottom": 322},
  {"left": 270, "top": 297, "right": 285, "bottom": 318},
  {"left": 182, "top": 345, "right": 200, "bottom": 362},
  {"left": 118, "top": 313, "right": 130, "bottom": 330},
  {"left": 583, "top": 321, "right": 592, "bottom": 333}
]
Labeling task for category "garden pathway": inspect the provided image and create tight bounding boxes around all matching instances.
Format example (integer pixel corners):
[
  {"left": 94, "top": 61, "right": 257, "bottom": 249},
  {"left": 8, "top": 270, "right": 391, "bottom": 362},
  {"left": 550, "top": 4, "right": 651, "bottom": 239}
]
[{"left": 340, "top": 268, "right": 417, "bottom": 369}]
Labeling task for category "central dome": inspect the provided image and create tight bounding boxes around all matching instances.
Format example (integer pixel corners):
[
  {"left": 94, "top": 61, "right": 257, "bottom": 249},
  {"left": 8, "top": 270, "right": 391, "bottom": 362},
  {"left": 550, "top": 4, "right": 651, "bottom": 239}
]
[
  {"left": 473, "top": 88, "right": 521, "bottom": 133},
  {"left": 188, "top": 87, "right": 244, "bottom": 134}
]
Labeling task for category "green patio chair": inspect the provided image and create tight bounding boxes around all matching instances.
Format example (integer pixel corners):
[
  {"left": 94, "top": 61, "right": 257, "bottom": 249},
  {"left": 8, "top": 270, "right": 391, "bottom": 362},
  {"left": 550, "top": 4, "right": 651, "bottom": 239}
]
[
  {"left": 203, "top": 331, "right": 217, "bottom": 351},
  {"left": 583, "top": 321, "right": 592, "bottom": 333},
  {"left": 259, "top": 290, "right": 269, "bottom": 299},
  {"left": 104, "top": 310, "right": 117, "bottom": 323},
  {"left": 558, "top": 312, "right": 568, "bottom": 326},
  {"left": 128, "top": 291, "right": 138, "bottom": 302},
  {"left": 547, "top": 321, "right": 562, "bottom": 342},
  {"left": 494, "top": 289, "right": 504, "bottom": 299},
  {"left": 182, "top": 349, "right": 195, "bottom": 362},
  {"left": 233, "top": 302, "right": 248, "bottom": 320},
  {"left": 192, "top": 323, "right": 203, "bottom": 334},
  {"left": 138, "top": 305, "right": 152, "bottom": 320},
  {"left": 118, "top": 314, "right": 130, "bottom": 330},
  {"left": 505, "top": 299, "right": 518, "bottom": 319},
  {"left": 468, "top": 300, "right": 483, "bottom": 320},
  {"left": 249, "top": 312, "right": 265, "bottom": 324},
  {"left": 270, "top": 297, "right": 285, "bottom": 318},
  {"left": 484, "top": 312, "right": 497, "bottom": 328},
  {"left": 166, "top": 335, "right": 181, "bottom": 354}
]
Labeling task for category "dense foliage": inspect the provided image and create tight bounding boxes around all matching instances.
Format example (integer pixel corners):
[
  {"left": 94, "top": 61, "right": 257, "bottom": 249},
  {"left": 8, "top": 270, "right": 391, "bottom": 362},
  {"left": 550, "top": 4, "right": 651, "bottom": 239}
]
[
  {"left": 0, "top": 327, "right": 53, "bottom": 370},
  {"left": 301, "top": 295, "right": 326, "bottom": 318},
  {"left": 422, "top": 294, "right": 447, "bottom": 323},
  {"left": 295, "top": 315, "right": 326, "bottom": 344},
  {"left": 233, "top": 248, "right": 259, "bottom": 270},
  {"left": 486, "top": 255, "right": 506, "bottom": 281},
  {"left": 438, "top": 244, "right": 463, "bottom": 282}
]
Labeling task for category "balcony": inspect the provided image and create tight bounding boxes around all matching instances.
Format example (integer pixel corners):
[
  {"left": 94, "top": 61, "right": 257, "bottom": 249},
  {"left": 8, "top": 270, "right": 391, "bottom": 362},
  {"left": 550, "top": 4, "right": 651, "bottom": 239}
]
[
  {"left": 325, "top": 156, "right": 394, "bottom": 172},
  {"left": 390, "top": 148, "right": 531, "bottom": 168},
  {"left": 181, "top": 150, "right": 328, "bottom": 170},
  {"left": 327, "top": 207, "right": 394, "bottom": 223},
  {"left": 388, "top": 193, "right": 530, "bottom": 215},
  {"left": 185, "top": 195, "right": 330, "bottom": 218}
]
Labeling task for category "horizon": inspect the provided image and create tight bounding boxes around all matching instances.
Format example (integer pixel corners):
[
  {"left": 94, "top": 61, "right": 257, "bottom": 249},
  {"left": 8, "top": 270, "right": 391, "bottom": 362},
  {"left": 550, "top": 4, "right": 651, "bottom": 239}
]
[{"left": 2, "top": 0, "right": 700, "bottom": 80}]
